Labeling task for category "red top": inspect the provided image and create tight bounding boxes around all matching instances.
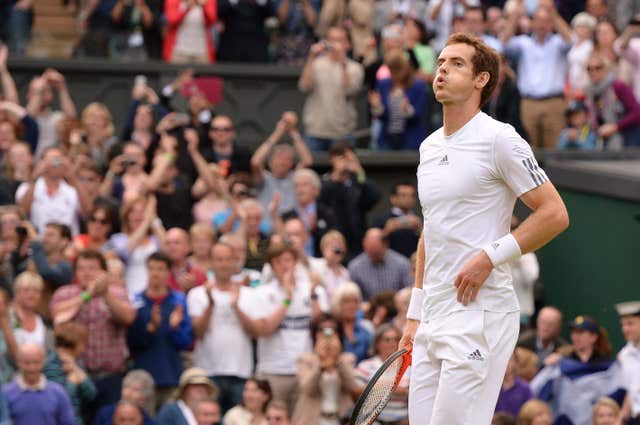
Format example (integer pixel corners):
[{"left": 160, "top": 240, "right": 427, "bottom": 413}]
[{"left": 163, "top": 0, "right": 217, "bottom": 62}]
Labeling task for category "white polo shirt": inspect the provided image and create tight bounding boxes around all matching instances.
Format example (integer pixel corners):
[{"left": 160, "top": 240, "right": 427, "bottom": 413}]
[
  {"left": 417, "top": 111, "right": 548, "bottom": 321},
  {"left": 15, "top": 178, "right": 80, "bottom": 235},
  {"left": 619, "top": 342, "right": 640, "bottom": 416}
]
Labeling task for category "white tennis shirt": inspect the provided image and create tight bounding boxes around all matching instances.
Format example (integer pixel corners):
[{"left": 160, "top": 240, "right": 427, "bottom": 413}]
[{"left": 417, "top": 111, "right": 548, "bottom": 321}]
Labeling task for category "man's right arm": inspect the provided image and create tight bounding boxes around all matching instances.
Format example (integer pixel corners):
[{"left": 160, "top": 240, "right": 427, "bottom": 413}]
[{"left": 398, "top": 232, "right": 425, "bottom": 350}]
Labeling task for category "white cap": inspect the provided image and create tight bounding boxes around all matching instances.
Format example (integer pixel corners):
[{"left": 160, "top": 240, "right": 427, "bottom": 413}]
[{"left": 615, "top": 301, "right": 640, "bottom": 317}]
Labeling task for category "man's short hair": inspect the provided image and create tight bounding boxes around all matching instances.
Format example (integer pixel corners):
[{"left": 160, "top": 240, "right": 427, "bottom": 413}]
[
  {"left": 445, "top": 33, "right": 500, "bottom": 107},
  {"left": 147, "top": 251, "right": 172, "bottom": 269},
  {"left": 329, "top": 141, "right": 354, "bottom": 157},
  {"left": 75, "top": 249, "right": 108, "bottom": 271},
  {"left": 45, "top": 222, "right": 72, "bottom": 241},
  {"left": 391, "top": 181, "right": 416, "bottom": 195}
]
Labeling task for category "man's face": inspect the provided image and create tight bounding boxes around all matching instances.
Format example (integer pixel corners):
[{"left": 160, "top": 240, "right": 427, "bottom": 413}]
[
  {"left": 486, "top": 7, "right": 504, "bottom": 36},
  {"left": 123, "top": 144, "right": 146, "bottom": 169},
  {"left": 75, "top": 257, "right": 104, "bottom": 288},
  {"left": 209, "top": 117, "right": 235, "bottom": 154},
  {"left": 464, "top": 10, "right": 485, "bottom": 35},
  {"left": 363, "top": 232, "right": 386, "bottom": 262},
  {"left": 283, "top": 219, "right": 307, "bottom": 253},
  {"left": 532, "top": 8, "right": 553, "bottom": 38},
  {"left": 621, "top": 316, "right": 640, "bottom": 344},
  {"left": 586, "top": 0, "right": 607, "bottom": 18},
  {"left": 77, "top": 169, "right": 101, "bottom": 194},
  {"left": 147, "top": 260, "right": 170, "bottom": 289},
  {"left": 434, "top": 44, "right": 482, "bottom": 106},
  {"left": 211, "top": 244, "right": 236, "bottom": 281},
  {"left": 189, "top": 91, "right": 209, "bottom": 115},
  {"left": 391, "top": 185, "right": 416, "bottom": 211},
  {"left": 294, "top": 176, "right": 318, "bottom": 206},
  {"left": 18, "top": 346, "right": 45, "bottom": 382},
  {"left": 113, "top": 404, "right": 143, "bottom": 425},
  {"left": 326, "top": 27, "right": 349, "bottom": 59},
  {"left": 42, "top": 225, "right": 66, "bottom": 255},
  {"left": 165, "top": 230, "right": 191, "bottom": 263},
  {"left": 266, "top": 407, "right": 290, "bottom": 425},
  {"left": 43, "top": 149, "right": 65, "bottom": 179},
  {"left": 195, "top": 401, "right": 221, "bottom": 425},
  {"left": 537, "top": 308, "right": 561, "bottom": 341},
  {"left": 268, "top": 150, "right": 295, "bottom": 178}
]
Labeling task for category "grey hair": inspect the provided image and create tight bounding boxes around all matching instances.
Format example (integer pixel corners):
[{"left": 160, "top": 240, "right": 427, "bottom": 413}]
[
  {"left": 123, "top": 369, "right": 156, "bottom": 415},
  {"left": 571, "top": 12, "right": 597, "bottom": 31},
  {"left": 331, "top": 282, "right": 362, "bottom": 316},
  {"left": 293, "top": 168, "right": 321, "bottom": 190}
]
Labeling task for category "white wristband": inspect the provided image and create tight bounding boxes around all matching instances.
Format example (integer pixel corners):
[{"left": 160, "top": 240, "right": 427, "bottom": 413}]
[
  {"left": 406, "top": 287, "right": 424, "bottom": 321},
  {"left": 482, "top": 234, "right": 521, "bottom": 267}
]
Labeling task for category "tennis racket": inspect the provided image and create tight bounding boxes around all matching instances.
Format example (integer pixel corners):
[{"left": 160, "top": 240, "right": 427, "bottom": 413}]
[{"left": 348, "top": 347, "right": 412, "bottom": 425}]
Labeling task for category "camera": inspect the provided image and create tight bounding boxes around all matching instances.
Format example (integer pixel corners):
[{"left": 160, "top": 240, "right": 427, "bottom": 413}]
[
  {"left": 122, "top": 159, "right": 137, "bottom": 168},
  {"left": 51, "top": 158, "right": 62, "bottom": 168},
  {"left": 15, "top": 226, "right": 27, "bottom": 237},
  {"left": 322, "top": 327, "right": 334, "bottom": 338}
]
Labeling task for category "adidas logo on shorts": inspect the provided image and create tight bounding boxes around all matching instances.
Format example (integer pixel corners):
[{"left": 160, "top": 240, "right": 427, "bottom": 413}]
[{"left": 467, "top": 349, "right": 485, "bottom": 361}]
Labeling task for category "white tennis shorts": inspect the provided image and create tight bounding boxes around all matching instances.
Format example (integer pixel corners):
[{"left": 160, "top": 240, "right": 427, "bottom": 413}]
[{"left": 408, "top": 310, "right": 519, "bottom": 425}]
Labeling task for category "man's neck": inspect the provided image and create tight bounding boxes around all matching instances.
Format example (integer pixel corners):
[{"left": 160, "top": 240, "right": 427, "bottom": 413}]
[
  {"left": 147, "top": 285, "right": 168, "bottom": 298},
  {"left": 47, "top": 251, "right": 63, "bottom": 264},
  {"left": 215, "top": 278, "right": 232, "bottom": 289},
  {"left": 442, "top": 104, "right": 480, "bottom": 137}
]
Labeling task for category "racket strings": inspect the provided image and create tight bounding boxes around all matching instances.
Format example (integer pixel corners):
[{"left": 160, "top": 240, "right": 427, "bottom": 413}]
[{"left": 354, "top": 357, "right": 403, "bottom": 425}]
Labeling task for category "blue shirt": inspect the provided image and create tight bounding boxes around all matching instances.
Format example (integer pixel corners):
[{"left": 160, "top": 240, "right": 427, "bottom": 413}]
[
  {"left": 505, "top": 33, "right": 572, "bottom": 98},
  {"left": 212, "top": 209, "right": 272, "bottom": 235},
  {"left": 3, "top": 378, "right": 75, "bottom": 425},
  {"left": 342, "top": 319, "right": 373, "bottom": 364}
]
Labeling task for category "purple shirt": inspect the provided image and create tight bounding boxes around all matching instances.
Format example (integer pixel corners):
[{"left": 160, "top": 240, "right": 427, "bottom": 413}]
[
  {"left": 3, "top": 379, "right": 75, "bottom": 425},
  {"left": 494, "top": 377, "right": 533, "bottom": 418}
]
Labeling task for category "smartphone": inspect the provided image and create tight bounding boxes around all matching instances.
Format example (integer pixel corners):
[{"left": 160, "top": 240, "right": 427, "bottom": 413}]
[
  {"left": 322, "top": 40, "right": 333, "bottom": 51},
  {"left": 134, "top": 75, "right": 148, "bottom": 87}
]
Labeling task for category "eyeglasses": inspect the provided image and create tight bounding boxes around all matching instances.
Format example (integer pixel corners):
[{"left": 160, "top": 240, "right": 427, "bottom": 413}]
[
  {"left": 89, "top": 217, "right": 110, "bottom": 225},
  {"left": 587, "top": 65, "right": 604, "bottom": 72},
  {"left": 211, "top": 126, "right": 233, "bottom": 133},
  {"left": 232, "top": 190, "right": 250, "bottom": 198},
  {"left": 332, "top": 248, "right": 345, "bottom": 256}
]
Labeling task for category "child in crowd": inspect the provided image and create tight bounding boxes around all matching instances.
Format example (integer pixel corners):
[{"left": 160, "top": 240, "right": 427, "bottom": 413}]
[{"left": 557, "top": 101, "right": 598, "bottom": 150}]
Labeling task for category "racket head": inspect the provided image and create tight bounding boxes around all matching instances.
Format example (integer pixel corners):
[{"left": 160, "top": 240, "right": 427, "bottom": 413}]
[{"left": 348, "top": 347, "right": 412, "bottom": 425}]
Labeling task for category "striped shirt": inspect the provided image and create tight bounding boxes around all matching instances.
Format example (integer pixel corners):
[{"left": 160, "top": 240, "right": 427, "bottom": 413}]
[
  {"left": 348, "top": 250, "right": 413, "bottom": 301},
  {"left": 355, "top": 356, "right": 409, "bottom": 422}
]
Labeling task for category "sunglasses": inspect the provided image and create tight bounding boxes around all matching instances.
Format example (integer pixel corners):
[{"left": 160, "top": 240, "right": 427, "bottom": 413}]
[
  {"left": 233, "top": 190, "right": 250, "bottom": 198},
  {"left": 332, "top": 248, "right": 345, "bottom": 255},
  {"left": 89, "top": 217, "right": 110, "bottom": 225},
  {"left": 211, "top": 126, "right": 233, "bottom": 132}
]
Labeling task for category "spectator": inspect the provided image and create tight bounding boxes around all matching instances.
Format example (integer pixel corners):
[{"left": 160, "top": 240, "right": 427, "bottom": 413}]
[
  {"left": 319, "top": 143, "right": 381, "bottom": 260},
  {"left": 231, "top": 241, "right": 317, "bottom": 413},
  {"left": 238, "top": 198, "right": 275, "bottom": 271},
  {"left": 223, "top": 378, "right": 272, "bottom": 425},
  {"left": 69, "top": 204, "right": 117, "bottom": 259},
  {"left": 516, "top": 399, "right": 552, "bottom": 425},
  {"left": 298, "top": 27, "right": 365, "bottom": 151},
  {"left": 531, "top": 316, "right": 621, "bottom": 425},
  {"left": 0, "top": 101, "right": 38, "bottom": 159},
  {"left": 109, "top": 195, "right": 166, "bottom": 300},
  {"left": 502, "top": 0, "right": 573, "bottom": 149},
  {"left": 463, "top": 5, "right": 504, "bottom": 53},
  {"left": 584, "top": 51, "right": 640, "bottom": 149},
  {"left": 348, "top": 228, "right": 412, "bottom": 302},
  {"left": 216, "top": 0, "right": 272, "bottom": 62},
  {"left": 274, "top": 0, "right": 321, "bottom": 65},
  {"left": 165, "top": 227, "right": 207, "bottom": 293},
  {"left": 557, "top": 100, "right": 598, "bottom": 150},
  {"left": 11, "top": 222, "right": 73, "bottom": 320},
  {"left": 492, "top": 412, "right": 516, "bottom": 425},
  {"left": 194, "top": 397, "right": 222, "bottom": 425},
  {"left": 251, "top": 112, "right": 313, "bottom": 215},
  {"left": 265, "top": 401, "right": 290, "bottom": 425},
  {"left": 187, "top": 223, "right": 216, "bottom": 274},
  {"left": 155, "top": 367, "right": 219, "bottom": 424},
  {"left": 0, "top": 388, "right": 7, "bottom": 425},
  {"left": 355, "top": 324, "right": 408, "bottom": 424},
  {"left": 93, "top": 369, "right": 156, "bottom": 425},
  {"left": 391, "top": 286, "right": 410, "bottom": 331},
  {"left": 4, "top": 0, "right": 33, "bottom": 56},
  {"left": 316, "top": 0, "right": 374, "bottom": 65},
  {"left": 217, "top": 233, "right": 261, "bottom": 287},
  {"left": 187, "top": 242, "right": 255, "bottom": 414},
  {"left": 355, "top": 324, "right": 409, "bottom": 424},
  {"left": 292, "top": 313, "right": 359, "bottom": 425},
  {"left": 368, "top": 49, "right": 428, "bottom": 150},
  {"left": 373, "top": 0, "right": 425, "bottom": 35},
  {"left": 372, "top": 181, "right": 420, "bottom": 258},
  {"left": 121, "top": 80, "right": 168, "bottom": 147},
  {"left": 50, "top": 250, "right": 135, "bottom": 408},
  {"left": 212, "top": 175, "right": 264, "bottom": 236},
  {"left": 615, "top": 301, "right": 640, "bottom": 424},
  {"left": 25, "top": 71, "right": 77, "bottom": 158},
  {"left": 402, "top": 18, "right": 437, "bottom": 84},
  {"left": 495, "top": 351, "right": 533, "bottom": 418},
  {"left": 127, "top": 252, "right": 194, "bottom": 406},
  {"left": 515, "top": 347, "right": 541, "bottom": 383},
  {"left": 281, "top": 168, "right": 336, "bottom": 258},
  {"left": 200, "top": 115, "right": 252, "bottom": 174},
  {"left": 331, "top": 282, "right": 372, "bottom": 364},
  {"left": 1, "top": 142, "right": 33, "bottom": 205},
  {"left": 593, "top": 20, "right": 632, "bottom": 81},
  {"left": 590, "top": 397, "right": 620, "bottom": 425},
  {"left": 567, "top": 12, "right": 597, "bottom": 99},
  {"left": 615, "top": 15, "right": 640, "bottom": 101},
  {"left": 317, "top": 231, "right": 350, "bottom": 301},
  {"left": 486, "top": 6, "right": 505, "bottom": 40},
  {"left": 426, "top": 0, "right": 466, "bottom": 52},
  {"left": 43, "top": 322, "right": 96, "bottom": 425},
  {"left": 0, "top": 289, "right": 17, "bottom": 381},
  {"left": 112, "top": 401, "right": 145, "bottom": 425},
  {"left": 80, "top": 103, "right": 117, "bottom": 169},
  {"left": 518, "top": 306, "right": 569, "bottom": 369},
  {"left": 0, "top": 206, "right": 22, "bottom": 257},
  {"left": 164, "top": 0, "right": 217, "bottom": 63},
  {"left": 110, "top": 0, "right": 164, "bottom": 60},
  {"left": 16, "top": 147, "right": 82, "bottom": 235},
  {"left": 365, "top": 291, "right": 396, "bottom": 328},
  {"left": 2, "top": 343, "right": 75, "bottom": 425}
]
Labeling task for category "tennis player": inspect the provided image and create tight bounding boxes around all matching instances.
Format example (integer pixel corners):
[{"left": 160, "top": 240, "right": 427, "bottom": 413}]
[{"left": 399, "top": 33, "right": 569, "bottom": 425}]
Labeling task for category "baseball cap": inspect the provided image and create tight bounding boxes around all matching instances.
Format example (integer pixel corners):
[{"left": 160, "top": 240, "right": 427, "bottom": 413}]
[
  {"left": 565, "top": 101, "right": 588, "bottom": 116},
  {"left": 569, "top": 315, "right": 599, "bottom": 333},
  {"left": 615, "top": 301, "right": 640, "bottom": 317}
]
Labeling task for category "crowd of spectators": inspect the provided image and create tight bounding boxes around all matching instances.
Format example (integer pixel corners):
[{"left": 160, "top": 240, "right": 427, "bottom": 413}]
[{"left": 0, "top": 0, "right": 638, "bottom": 425}]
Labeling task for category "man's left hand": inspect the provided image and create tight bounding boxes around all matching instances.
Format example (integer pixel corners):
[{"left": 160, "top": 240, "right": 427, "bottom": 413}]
[{"left": 454, "top": 251, "right": 493, "bottom": 305}]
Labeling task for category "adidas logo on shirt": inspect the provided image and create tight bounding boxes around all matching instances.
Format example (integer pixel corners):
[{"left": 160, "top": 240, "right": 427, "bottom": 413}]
[
  {"left": 467, "top": 349, "right": 485, "bottom": 361},
  {"left": 438, "top": 155, "right": 449, "bottom": 166}
]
